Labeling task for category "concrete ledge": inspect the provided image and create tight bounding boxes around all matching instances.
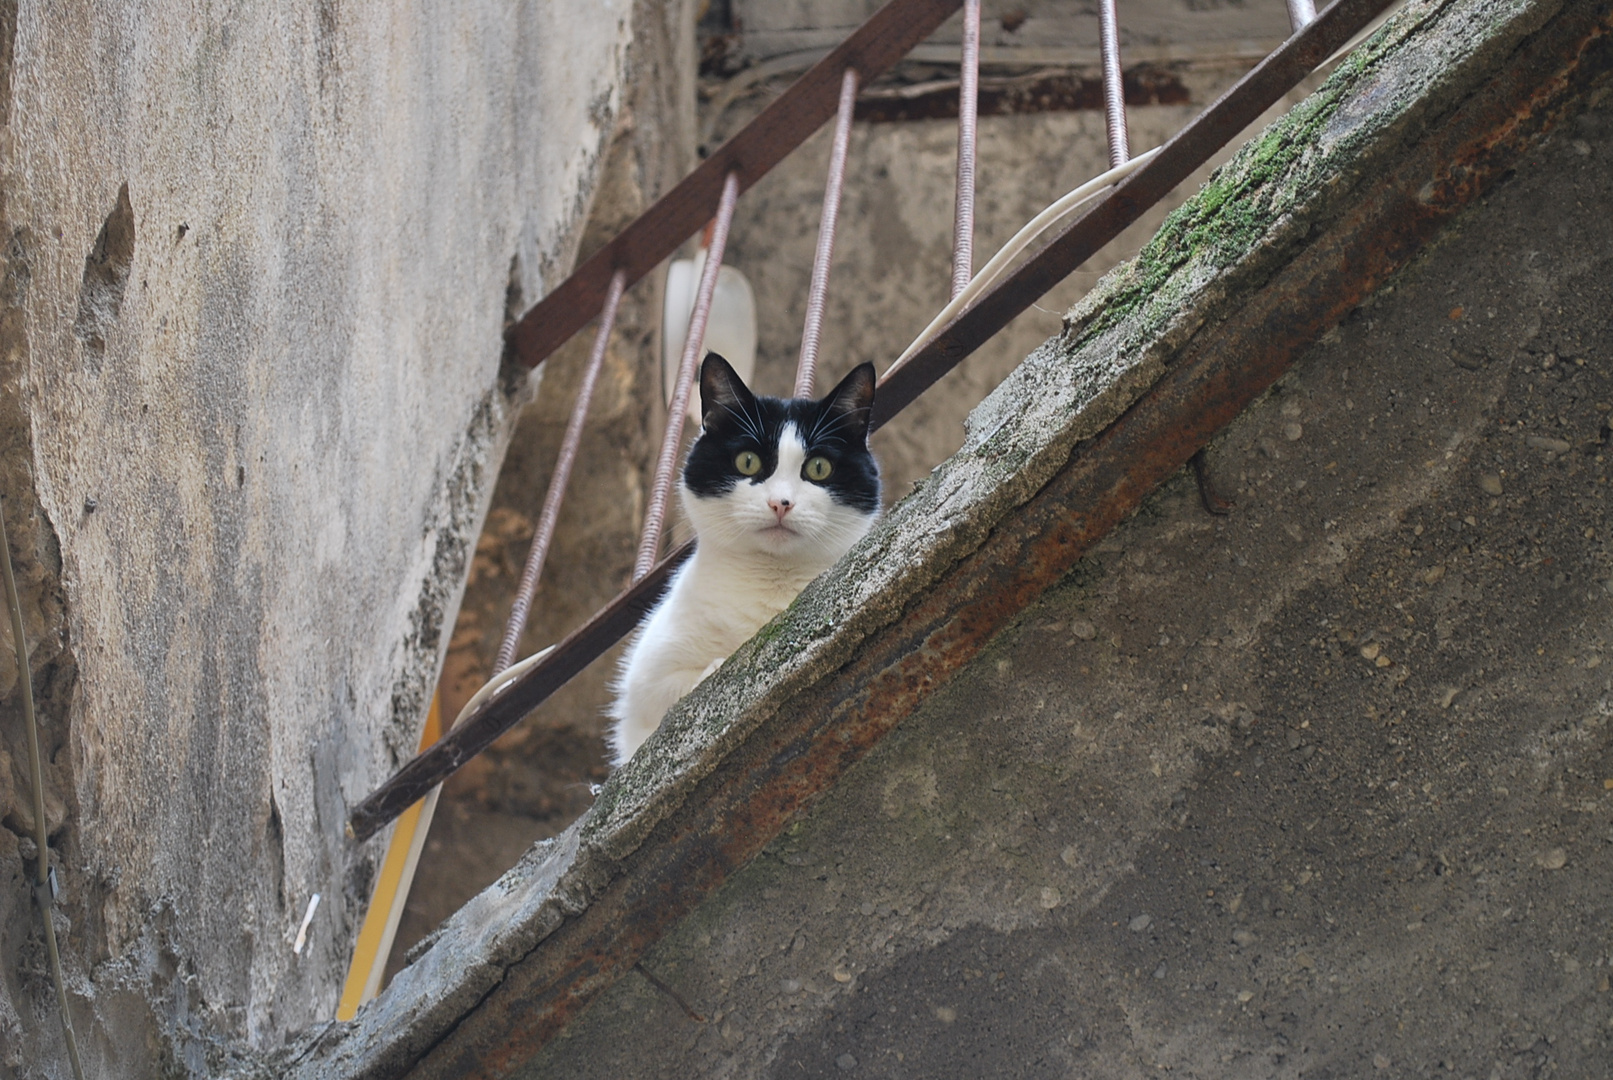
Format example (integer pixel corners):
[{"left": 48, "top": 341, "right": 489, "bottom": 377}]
[{"left": 287, "top": 0, "right": 1613, "bottom": 1074}]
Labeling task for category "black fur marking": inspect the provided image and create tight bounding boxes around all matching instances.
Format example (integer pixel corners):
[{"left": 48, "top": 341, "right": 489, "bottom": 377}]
[{"left": 685, "top": 354, "right": 881, "bottom": 512}]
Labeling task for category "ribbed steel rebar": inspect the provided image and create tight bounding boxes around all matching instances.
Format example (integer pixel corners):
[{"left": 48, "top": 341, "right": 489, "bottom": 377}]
[
  {"left": 494, "top": 269, "right": 627, "bottom": 675},
  {"left": 1098, "top": 0, "right": 1131, "bottom": 168},
  {"left": 950, "top": 0, "right": 981, "bottom": 299},
  {"left": 634, "top": 172, "right": 741, "bottom": 581},
  {"left": 795, "top": 67, "right": 861, "bottom": 398}
]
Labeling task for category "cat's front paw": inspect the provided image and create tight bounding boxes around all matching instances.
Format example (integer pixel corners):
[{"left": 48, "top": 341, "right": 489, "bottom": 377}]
[{"left": 695, "top": 658, "right": 724, "bottom": 685}]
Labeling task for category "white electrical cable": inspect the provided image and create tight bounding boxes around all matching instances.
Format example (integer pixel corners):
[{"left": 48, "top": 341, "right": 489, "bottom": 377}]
[
  {"left": 885, "top": 145, "right": 1161, "bottom": 377},
  {"left": 454, "top": 643, "right": 557, "bottom": 730}
]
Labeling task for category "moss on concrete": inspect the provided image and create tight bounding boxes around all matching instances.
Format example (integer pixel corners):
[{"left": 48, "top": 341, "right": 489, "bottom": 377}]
[
  {"left": 523, "top": 76, "right": 1613, "bottom": 1075},
  {"left": 1059, "top": 0, "right": 1538, "bottom": 350}
]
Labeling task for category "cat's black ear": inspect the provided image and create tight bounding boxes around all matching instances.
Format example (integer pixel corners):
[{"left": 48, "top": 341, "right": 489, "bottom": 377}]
[
  {"left": 819, "top": 363, "right": 876, "bottom": 442},
  {"left": 699, "top": 352, "right": 755, "bottom": 430}
]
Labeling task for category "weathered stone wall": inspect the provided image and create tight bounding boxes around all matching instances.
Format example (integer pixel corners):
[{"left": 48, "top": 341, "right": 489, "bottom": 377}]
[{"left": 0, "top": 0, "right": 638, "bottom": 1073}]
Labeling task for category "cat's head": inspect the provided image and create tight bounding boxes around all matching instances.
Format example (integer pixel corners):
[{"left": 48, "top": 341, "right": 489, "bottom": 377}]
[{"left": 681, "top": 352, "right": 880, "bottom": 564}]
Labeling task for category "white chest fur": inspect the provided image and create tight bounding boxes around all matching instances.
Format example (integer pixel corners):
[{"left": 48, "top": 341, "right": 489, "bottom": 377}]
[{"left": 607, "top": 547, "right": 820, "bottom": 765}]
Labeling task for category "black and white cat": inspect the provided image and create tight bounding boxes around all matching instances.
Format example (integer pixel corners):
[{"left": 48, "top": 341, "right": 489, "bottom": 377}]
[{"left": 608, "top": 352, "right": 881, "bottom": 765}]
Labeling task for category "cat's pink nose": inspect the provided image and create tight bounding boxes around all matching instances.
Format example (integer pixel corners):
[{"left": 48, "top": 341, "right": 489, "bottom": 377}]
[{"left": 768, "top": 497, "right": 793, "bottom": 523}]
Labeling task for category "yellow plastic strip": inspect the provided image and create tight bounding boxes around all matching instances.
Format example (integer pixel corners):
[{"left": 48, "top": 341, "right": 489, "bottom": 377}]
[{"left": 337, "top": 693, "right": 443, "bottom": 1020}]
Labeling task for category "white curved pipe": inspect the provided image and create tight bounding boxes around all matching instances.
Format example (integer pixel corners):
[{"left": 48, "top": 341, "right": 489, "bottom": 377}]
[{"left": 885, "top": 145, "right": 1161, "bottom": 377}]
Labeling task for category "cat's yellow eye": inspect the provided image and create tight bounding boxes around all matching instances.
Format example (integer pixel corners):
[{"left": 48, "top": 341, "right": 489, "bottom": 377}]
[
  {"left": 804, "top": 456, "right": 833, "bottom": 482},
  {"left": 734, "top": 450, "right": 762, "bottom": 476}
]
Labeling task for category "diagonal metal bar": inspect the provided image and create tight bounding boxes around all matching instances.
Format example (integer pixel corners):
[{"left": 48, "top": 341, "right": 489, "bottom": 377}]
[
  {"left": 495, "top": 270, "right": 627, "bottom": 675},
  {"left": 350, "top": 541, "right": 696, "bottom": 841},
  {"left": 349, "top": 0, "right": 1402, "bottom": 843},
  {"left": 795, "top": 68, "right": 861, "bottom": 398},
  {"left": 505, "top": 0, "right": 963, "bottom": 372},
  {"left": 950, "top": 0, "right": 981, "bottom": 300},
  {"left": 635, "top": 173, "right": 741, "bottom": 581}
]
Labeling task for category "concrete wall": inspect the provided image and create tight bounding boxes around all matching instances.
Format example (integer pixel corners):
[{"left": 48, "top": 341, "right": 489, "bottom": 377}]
[
  {"left": 723, "top": 0, "right": 1294, "bottom": 62},
  {"left": 0, "top": 0, "right": 637, "bottom": 1073},
  {"left": 517, "top": 15, "right": 1613, "bottom": 1080}
]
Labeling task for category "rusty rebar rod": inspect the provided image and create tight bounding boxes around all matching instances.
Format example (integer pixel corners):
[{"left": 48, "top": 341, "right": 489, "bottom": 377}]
[
  {"left": 1098, "top": 0, "right": 1131, "bottom": 168},
  {"left": 635, "top": 172, "right": 741, "bottom": 581},
  {"left": 795, "top": 68, "right": 860, "bottom": 398},
  {"left": 349, "top": 0, "right": 1401, "bottom": 843},
  {"left": 494, "top": 269, "right": 627, "bottom": 676},
  {"left": 950, "top": 0, "right": 981, "bottom": 300}
]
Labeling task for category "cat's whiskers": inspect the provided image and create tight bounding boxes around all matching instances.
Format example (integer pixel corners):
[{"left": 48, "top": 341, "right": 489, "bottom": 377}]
[
  {"left": 805, "top": 408, "right": 860, "bottom": 446},
  {"left": 714, "top": 400, "right": 766, "bottom": 445}
]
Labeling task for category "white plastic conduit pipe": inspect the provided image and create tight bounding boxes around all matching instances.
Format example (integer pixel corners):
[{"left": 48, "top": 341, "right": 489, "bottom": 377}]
[{"left": 885, "top": 146, "right": 1161, "bottom": 377}]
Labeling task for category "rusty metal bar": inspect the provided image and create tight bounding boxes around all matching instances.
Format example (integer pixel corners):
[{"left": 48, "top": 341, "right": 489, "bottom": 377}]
[
  {"left": 350, "top": 541, "right": 694, "bottom": 841},
  {"left": 795, "top": 68, "right": 860, "bottom": 398},
  {"left": 1287, "top": 0, "right": 1319, "bottom": 31},
  {"left": 349, "top": 0, "right": 1402, "bottom": 843},
  {"left": 1098, "top": 0, "right": 1131, "bottom": 167},
  {"left": 950, "top": 0, "right": 981, "bottom": 299},
  {"left": 635, "top": 173, "right": 741, "bottom": 582},
  {"left": 493, "top": 270, "right": 627, "bottom": 676},
  {"left": 506, "top": 0, "right": 963, "bottom": 372}
]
